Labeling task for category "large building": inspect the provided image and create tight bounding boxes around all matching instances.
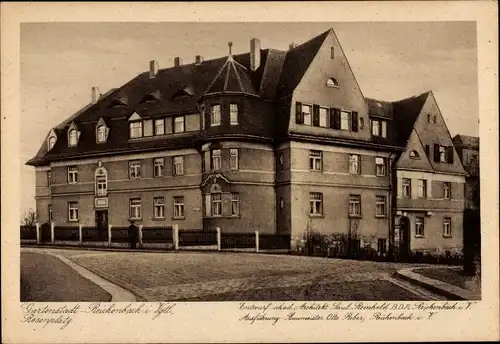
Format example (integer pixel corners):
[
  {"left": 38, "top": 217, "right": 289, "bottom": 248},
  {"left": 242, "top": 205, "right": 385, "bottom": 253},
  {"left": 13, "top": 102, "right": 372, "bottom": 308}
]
[{"left": 26, "top": 29, "right": 466, "bottom": 256}]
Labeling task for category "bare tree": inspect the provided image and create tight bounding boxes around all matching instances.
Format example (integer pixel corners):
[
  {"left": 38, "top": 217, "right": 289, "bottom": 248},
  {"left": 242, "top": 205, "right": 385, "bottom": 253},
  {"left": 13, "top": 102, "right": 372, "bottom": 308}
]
[{"left": 22, "top": 209, "right": 38, "bottom": 226}]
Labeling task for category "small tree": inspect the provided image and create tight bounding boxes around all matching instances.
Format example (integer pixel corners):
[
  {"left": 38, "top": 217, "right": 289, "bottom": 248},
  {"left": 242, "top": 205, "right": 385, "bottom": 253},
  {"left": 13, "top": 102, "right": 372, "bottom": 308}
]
[{"left": 22, "top": 209, "right": 38, "bottom": 226}]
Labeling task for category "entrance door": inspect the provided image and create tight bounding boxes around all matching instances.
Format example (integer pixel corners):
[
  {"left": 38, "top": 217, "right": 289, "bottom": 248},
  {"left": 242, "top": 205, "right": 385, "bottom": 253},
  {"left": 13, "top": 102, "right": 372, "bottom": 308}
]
[
  {"left": 399, "top": 216, "right": 411, "bottom": 261},
  {"left": 41, "top": 223, "right": 51, "bottom": 243},
  {"left": 95, "top": 210, "right": 108, "bottom": 240}
]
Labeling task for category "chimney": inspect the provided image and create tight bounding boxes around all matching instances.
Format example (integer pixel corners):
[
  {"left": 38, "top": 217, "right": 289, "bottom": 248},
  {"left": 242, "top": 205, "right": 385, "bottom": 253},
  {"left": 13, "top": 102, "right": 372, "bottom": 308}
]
[
  {"left": 149, "top": 60, "right": 159, "bottom": 78},
  {"left": 195, "top": 55, "right": 203, "bottom": 64},
  {"left": 174, "top": 57, "right": 183, "bottom": 67},
  {"left": 250, "top": 38, "right": 261, "bottom": 72},
  {"left": 289, "top": 43, "right": 297, "bottom": 50},
  {"left": 91, "top": 87, "right": 100, "bottom": 104}
]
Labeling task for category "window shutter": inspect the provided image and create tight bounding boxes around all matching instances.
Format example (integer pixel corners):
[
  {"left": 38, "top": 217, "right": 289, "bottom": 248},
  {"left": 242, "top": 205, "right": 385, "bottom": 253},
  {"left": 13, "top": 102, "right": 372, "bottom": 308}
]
[
  {"left": 329, "top": 108, "right": 336, "bottom": 128},
  {"left": 447, "top": 146, "right": 454, "bottom": 163},
  {"left": 425, "top": 145, "right": 430, "bottom": 158},
  {"left": 351, "top": 112, "right": 359, "bottom": 132},
  {"left": 312, "top": 105, "right": 320, "bottom": 127},
  {"left": 333, "top": 108, "right": 341, "bottom": 129},
  {"left": 165, "top": 156, "right": 173, "bottom": 176},
  {"left": 433, "top": 144, "right": 440, "bottom": 162},
  {"left": 295, "top": 102, "right": 303, "bottom": 124}
]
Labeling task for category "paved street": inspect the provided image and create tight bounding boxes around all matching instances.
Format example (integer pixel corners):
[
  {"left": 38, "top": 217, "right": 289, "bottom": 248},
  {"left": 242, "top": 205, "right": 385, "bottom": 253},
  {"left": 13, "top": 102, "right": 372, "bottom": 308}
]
[
  {"left": 21, "top": 251, "right": 112, "bottom": 302},
  {"left": 21, "top": 248, "right": 443, "bottom": 301}
]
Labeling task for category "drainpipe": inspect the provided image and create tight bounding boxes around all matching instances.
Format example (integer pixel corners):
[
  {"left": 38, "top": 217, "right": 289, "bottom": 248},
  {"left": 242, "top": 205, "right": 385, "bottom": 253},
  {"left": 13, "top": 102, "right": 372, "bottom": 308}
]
[{"left": 388, "top": 152, "right": 395, "bottom": 261}]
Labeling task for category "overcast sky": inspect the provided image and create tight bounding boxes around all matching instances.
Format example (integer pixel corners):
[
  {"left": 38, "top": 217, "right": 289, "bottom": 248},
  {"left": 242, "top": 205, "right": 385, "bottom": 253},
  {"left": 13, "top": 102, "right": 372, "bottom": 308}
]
[{"left": 20, "top": 22, "right": 478, "bottom": 216}]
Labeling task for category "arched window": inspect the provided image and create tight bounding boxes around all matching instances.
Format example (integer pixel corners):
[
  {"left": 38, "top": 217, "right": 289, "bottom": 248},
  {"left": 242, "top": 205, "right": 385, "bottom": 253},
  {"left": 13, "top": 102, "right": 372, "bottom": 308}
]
[
  {"left": 96, "top": 125, "right": 106, "bottom": 143},
  {"left": 48, "top": 136, "right": 56, "bottom": 150},
  {"left": 409, "top": 150, "right": 420, "bottom": 159},
  {"left": 326, "top": 78, "right": 339, "bottom": 88},
  {"left": 68, "top": 129, "right": 78, "bottom": 146}
]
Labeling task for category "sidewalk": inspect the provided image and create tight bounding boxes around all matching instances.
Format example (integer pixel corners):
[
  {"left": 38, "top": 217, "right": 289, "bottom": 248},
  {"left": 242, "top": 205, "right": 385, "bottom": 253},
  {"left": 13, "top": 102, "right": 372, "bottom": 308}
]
[{"left": 396, "top": 266, "right": 481, "bottom": 300}]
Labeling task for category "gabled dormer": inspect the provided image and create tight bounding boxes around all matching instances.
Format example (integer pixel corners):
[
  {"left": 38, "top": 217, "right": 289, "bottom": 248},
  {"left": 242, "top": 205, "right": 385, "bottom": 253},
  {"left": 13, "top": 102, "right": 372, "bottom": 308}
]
[
  {"left": 171, "top": 85, "right": 194, "bottom": 100},
  {"left": 95, "top": 117, "right": 110, "bottom": 144},
  {"left": 109, "top": 93, "right": 128, "bottom": 108},
  {"left": 47, "top": 128, "right": 57, "bottom": 151},
  {"left": 67, "top": 122, "right": 81, "bottom": 147},
  {"left": 141, "top": 89, "right": 162, "bottom": 103},
  {"left": 128, "top": 111, "right": 143, "bottom": 139}
]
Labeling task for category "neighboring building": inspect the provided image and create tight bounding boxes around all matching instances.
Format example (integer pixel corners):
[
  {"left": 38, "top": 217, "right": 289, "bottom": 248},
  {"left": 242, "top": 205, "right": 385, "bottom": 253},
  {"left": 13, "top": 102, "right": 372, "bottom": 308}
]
[{"left": 26, "top": 29, "right": 466, "bottom": 256}]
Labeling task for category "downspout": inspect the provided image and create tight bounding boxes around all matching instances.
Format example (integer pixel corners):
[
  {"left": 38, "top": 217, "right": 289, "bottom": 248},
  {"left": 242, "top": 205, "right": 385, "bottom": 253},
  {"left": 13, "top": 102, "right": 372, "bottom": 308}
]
[{"left": 388, "top": 152, "right": 395, "bottom": 261}]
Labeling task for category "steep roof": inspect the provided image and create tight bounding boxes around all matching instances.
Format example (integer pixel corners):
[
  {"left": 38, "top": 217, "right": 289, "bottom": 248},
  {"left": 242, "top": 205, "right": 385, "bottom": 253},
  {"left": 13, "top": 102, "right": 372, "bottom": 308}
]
[
  {"left": 392, "top": 91, "right": 431, "bottom": 145},
  {"left": 205, "top": 53, "right": 258, "bottom": 96},
  {"left": 276, "top": 29, "right": 331, "bottom": 97},
  {"left": 453, "top": 134, "right": 479, "bottom": 150}
]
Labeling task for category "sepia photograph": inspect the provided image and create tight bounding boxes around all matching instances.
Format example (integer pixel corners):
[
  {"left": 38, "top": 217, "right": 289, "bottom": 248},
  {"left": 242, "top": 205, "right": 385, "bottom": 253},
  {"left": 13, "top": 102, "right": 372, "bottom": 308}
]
[
  {"left": 19, "top": 21, "right": 481, "bottom": 302},
  {"left": 2, "top": 2, "right": 498, "bottom": 343}
]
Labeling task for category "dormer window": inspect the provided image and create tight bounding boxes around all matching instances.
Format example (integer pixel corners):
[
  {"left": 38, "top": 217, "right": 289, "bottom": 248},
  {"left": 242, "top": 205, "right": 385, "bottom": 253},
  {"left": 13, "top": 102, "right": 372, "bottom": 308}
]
[
  {"left": 371, "top": 119, "right": 387, "bottom": 138},
  {"left": 95, "top": 117, "right": 109, "bottom": 144},
  {"left": 409, "top": 150, "right": 420, "bottom": 159},
  {"left": 130, "top": 121, "right": 143, "bottom": 138},
  {"left": 142, "top": 90, "right": 161, "bottom": 103},
  {"left": 48, "top": 136, "right": 56, "bottom": 150},
  {"left": 68, "top": 129, "right": 77, "bottom": 146},
  {"left": 326, "top": 78, "right": 339, "bottom": 88},
  {"left": 96, "top": 126, "right": 106, "bottom": 143}
]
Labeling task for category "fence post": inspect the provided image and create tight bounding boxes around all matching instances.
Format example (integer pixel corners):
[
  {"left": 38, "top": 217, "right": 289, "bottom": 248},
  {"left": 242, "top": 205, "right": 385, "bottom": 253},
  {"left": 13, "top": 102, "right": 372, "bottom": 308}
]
[
  {"left": 50, "top": 222, "right": 55, "bottom": 244},
  {"left": 108, "top": 224, "right": 112, "bottom": 247},
  {"left": 138, "top": 225, "right": 143, "bottom": 248},
  {"left": 35, "top": 223, "right": 41, "bottom": 244},
  {"left": 173, "top": 224, "right": 179, "bottom": 250},
  {"left": 216, "top": 227, "right": 221, "bottom": 251},
  {"left": 78, "top": 224, "right": 83, "bottom": 245},
  {"left": 255, "top": 230, "right": 259, "bottom": 253}
]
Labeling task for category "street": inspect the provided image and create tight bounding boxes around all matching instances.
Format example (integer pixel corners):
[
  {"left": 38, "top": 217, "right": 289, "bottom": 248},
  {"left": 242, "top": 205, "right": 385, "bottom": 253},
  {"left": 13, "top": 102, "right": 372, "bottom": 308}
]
[{"left": 21, "top": 248, "right": 444, "bottom": 302}]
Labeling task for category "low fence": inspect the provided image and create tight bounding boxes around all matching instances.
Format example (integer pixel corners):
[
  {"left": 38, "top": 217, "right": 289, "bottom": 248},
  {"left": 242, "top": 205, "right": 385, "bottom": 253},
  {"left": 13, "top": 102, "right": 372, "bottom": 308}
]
[{"left": 20, "top": 224, "right": 291, "bottom": 253}]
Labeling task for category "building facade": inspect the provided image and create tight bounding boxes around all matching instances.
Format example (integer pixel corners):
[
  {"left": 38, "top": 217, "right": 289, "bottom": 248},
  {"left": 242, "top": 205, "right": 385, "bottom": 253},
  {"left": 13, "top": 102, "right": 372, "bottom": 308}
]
[{"left": 27, "top": 29, "right": 466, "bottom": 256}]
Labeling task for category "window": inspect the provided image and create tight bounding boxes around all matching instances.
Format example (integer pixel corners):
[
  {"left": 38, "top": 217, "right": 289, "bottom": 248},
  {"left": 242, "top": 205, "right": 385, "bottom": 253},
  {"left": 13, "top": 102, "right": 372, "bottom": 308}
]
[
  {"left": 47, "top": 171, "right": 52, "bottom": 187},
  {"left": 433, "top": 115, "right": 437, "bottom": 124},
  {"left": 330, "top": 47, "right": 335, "bottom": 59},
  {"left": 439, "top": 146, "right": 446, "bottom": 162},
  {"left": 154, "top": 118, "right": 165, "bottom": 135},
  {"left": 415, "top": 217, "right": 424, "bottom": 237},
  {"left": 211, "top": 105, "right": 221, "bottom": 126},
  {"left": 444, "top": 182, "right": 451, "bottom": 199},
  {"left": 154, "top": 197, "right": 165, "bottom": 219},
  {"left": 409, "top": 150, "right": 420, "bottom": 159},
  {"left": 309, "top": 150, "right": 322, "bottom": 171},
  {"left": 211, "top": 149, "right": 221, "bottom": 171},
  {"left": 418, "top": 179, "right": 427, "bottom": 198},
  {"left": 231, "top": 193, "right": 240, "bottom": 216},
  {"left": 326, "top": 78, "right": 339, "bottom": 87},
  {"left": 349, "top": 154, "right": 360, "bottom": 174},
  {"left": 143, "top": 119, "right": 153, "bottom": 137},
  {"left": 230, "top": 148, "right": 239, "bottom": 170},
  {"left": 349, "top": 195, "right": 361, "bottom": 217},
  {"left": 309, "top": 192, "right": 323, "bottom": 216},
  {"left": 377, "top": 239, "right": 387, "bottom": 256},
  {"left": 230, "top": 104, "right": 239, "bottom": 125},
  {"left": 211, "top": 193, "right": 222, "bottom": 216},
  {"left": 154, "top": 158, "right": 164, "bottom": 177},
  {"left": 375, "top": 157, "right": 386, "bottom": 176},
  {"left": 48, "top": 136, "right": 56, "bottom": 150},
  {"left": 427, "top": 114, "right": 431, "bottom": 123},
  {"left": 67, "top": 166, "right": 78, "bottom": 184},
  {"left": 443, "top": 217, "right": 452, "bottom": 237},
  {"left": 340, "top": 111, "right": 350, "bottom": 131},
  {"left": 319, "top": 107, "right": 328, "bottom": 127},
  {"left": 173, "top": 196, "right": 185, "bottom": 218},
  {"left": 48, "top": 204, "right": 53, "bottom": 222},
  {"left": 68, "top": 202, "right": 79, "bottom": 222},
  {"left": 129, "top": 198, "right": 141, "bottom": 219},
  {"left": 96, "top": 126, "right": 106, "bottom": 143},
  {"left": 371, "top": 119, "right": 387, "bottom": 138},
  {"left": 402, "top": 178, "right": 412, "bottom": 198},
  {"left": 302, "top": 104, "right": 312, "bottom": 125},
  {"left": 173, "top": 156, "right": 184, "bottom": 176},
  {"left": 174, "top": 116, "right": 185, "bottom": 133},
  {"left": 96, "top": 175, "right": 107, "bottom": 196},
  {"left": 68, "top": 129, "right": 78, "bottom": 146},
  {"left": 129, "top": 121, "right": 143, "bottom": 138},
  {"left": 376, "top": 196, "right": 386, "bottom": 217},
  {"left": 129, "top": 160, "right": 141, "bottom": 179}
]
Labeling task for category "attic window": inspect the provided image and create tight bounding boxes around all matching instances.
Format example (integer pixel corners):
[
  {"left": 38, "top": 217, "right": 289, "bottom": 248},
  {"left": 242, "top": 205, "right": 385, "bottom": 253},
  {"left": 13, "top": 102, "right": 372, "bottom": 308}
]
[
  {"left": 96, "top": 125, "right": 106, "bottom": 143},
  {"left": 110, "top": 97, "right": 128, "bottom": 107},
  {"left": 142, "top": 90, "right": 161, "bottom": 103},
  {"left": 68, "top": 129, "right": 78, "bottom": 147},
  {"left": 48, "top": 136, "right": 56, "bottom": 150},
  {"left": 171, "top": 87, "right": 194, "bottom": 100},
  {"left": 409, "top": 150, "right": 420, "bottom": 159},
  {"left": 326, "top": 78, "right": 339, "bottom": 88}
]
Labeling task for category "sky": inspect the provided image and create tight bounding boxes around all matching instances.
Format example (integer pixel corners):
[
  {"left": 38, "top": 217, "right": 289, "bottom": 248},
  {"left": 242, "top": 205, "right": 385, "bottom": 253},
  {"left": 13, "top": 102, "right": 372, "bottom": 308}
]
[{"left": 20, "top": 22, "right": 479, "bottom": 217}]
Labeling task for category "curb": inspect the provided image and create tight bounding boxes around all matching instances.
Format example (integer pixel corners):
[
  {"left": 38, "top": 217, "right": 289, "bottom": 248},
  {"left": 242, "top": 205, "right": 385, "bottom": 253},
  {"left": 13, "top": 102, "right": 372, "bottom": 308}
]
[{"left": 395, "top": 267, "right": 480, "bottom": 300}]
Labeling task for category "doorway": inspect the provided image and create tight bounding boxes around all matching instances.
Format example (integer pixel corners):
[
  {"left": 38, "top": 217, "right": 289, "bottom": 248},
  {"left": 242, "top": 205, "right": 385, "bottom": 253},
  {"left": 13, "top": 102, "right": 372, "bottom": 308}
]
[
  {"left": 399, "top": 216, "right": 411, "bottom": 261},
  {"left": 95, "top": 210, "right": 108, "bottom": 240}
]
